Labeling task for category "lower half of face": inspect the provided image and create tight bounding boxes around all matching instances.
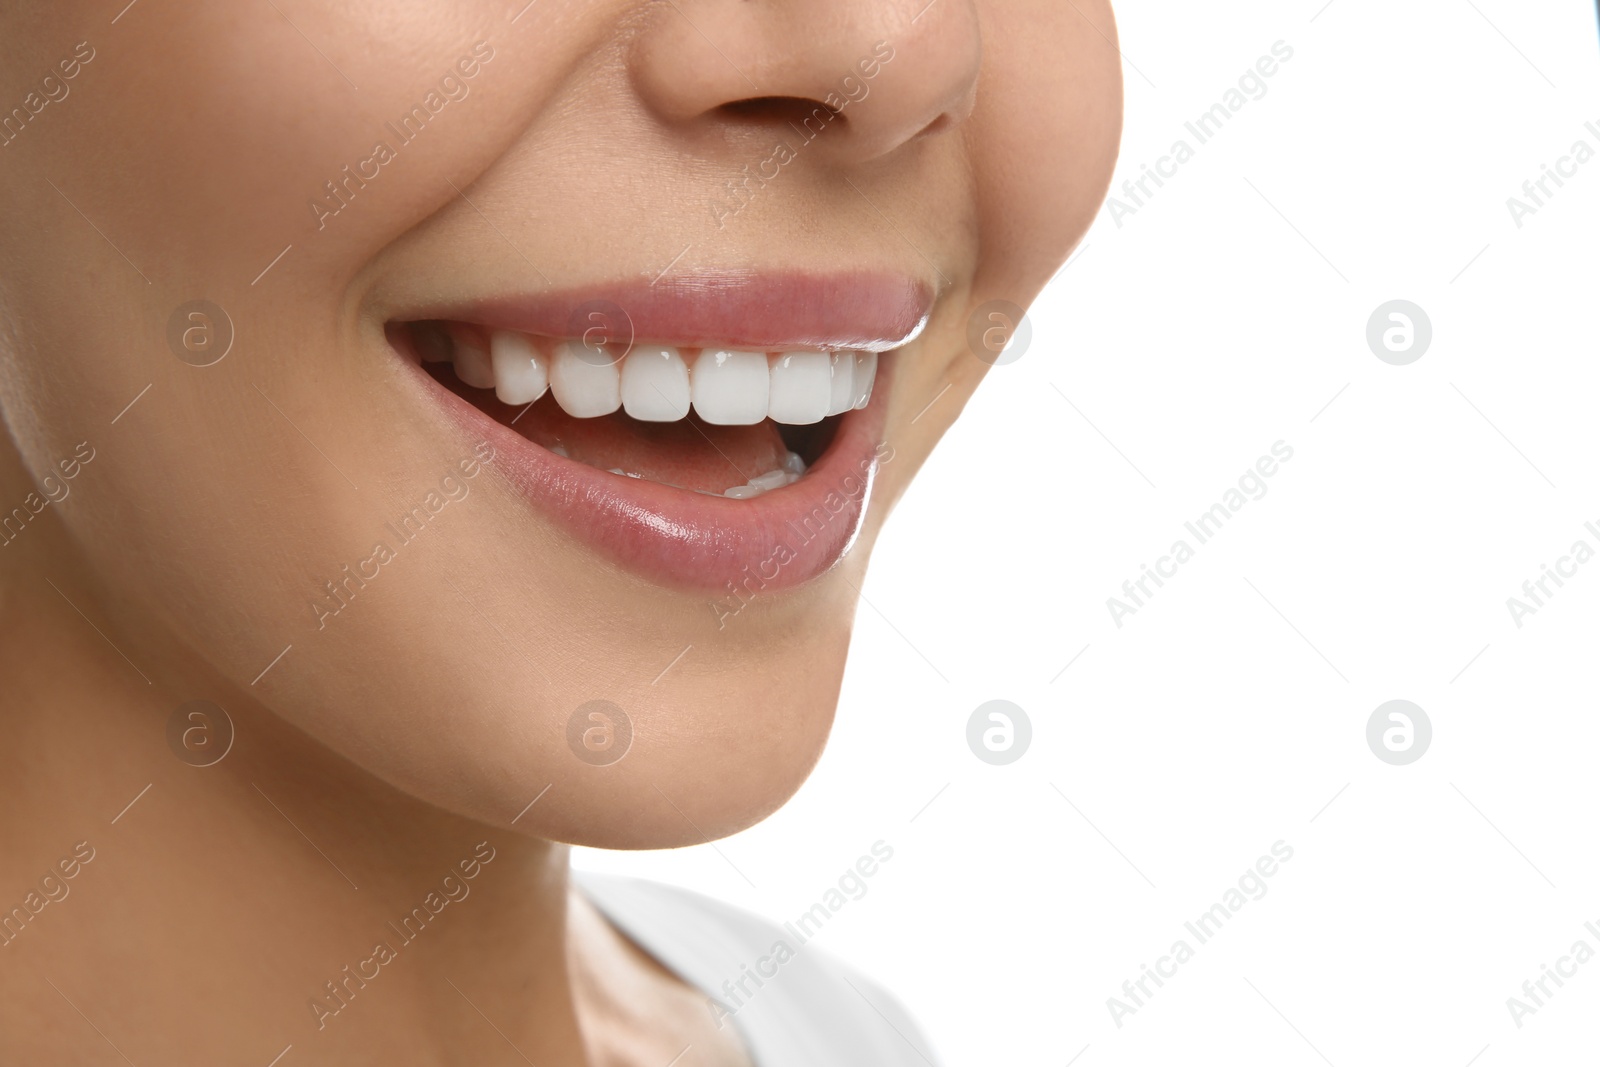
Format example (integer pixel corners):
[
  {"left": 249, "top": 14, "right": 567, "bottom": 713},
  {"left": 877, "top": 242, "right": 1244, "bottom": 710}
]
[{"left": 0, "top": 0, "right": 1120, "bottom": 845}]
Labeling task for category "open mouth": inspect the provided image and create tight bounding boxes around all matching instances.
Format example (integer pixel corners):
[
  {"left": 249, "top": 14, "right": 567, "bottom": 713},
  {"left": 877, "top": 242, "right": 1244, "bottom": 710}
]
[
  {"left": 384, "top": 272, "right": 927, "bottom": 594},
  {"left": 396, "top": 322, "right": 878, "bottom": 500}
]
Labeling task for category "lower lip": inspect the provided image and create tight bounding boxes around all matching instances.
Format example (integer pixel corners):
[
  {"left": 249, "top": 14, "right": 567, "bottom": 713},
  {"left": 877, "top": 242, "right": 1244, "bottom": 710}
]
[{"left": 394, "top": 342, "right": 893, "bottom": 594}]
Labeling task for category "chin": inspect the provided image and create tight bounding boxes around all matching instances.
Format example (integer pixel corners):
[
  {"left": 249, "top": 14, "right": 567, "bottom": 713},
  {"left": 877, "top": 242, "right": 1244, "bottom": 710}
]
[
  {"left": 240, "top": 463, "right": 870, "bottom": 851},
  {"left": 283, "top": 630, "right": 851, "bottom": 851}
]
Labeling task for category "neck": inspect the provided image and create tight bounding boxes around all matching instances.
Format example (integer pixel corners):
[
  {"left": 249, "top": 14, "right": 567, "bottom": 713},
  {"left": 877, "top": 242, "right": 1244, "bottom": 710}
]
[{"left": 0, "top": 553, "right": 591, "bottom": 1065}]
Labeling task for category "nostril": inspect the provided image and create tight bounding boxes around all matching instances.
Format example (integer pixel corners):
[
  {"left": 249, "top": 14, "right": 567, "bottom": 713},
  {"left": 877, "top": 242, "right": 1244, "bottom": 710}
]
[{"left": 717, "top": 95, "right": 843, "bottom": 128}]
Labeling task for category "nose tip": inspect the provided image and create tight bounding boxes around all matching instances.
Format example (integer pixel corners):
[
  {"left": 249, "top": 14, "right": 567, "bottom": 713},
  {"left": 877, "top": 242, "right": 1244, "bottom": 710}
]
[{"left": 630, "top": 0, "right": 982, "bottom": 166}]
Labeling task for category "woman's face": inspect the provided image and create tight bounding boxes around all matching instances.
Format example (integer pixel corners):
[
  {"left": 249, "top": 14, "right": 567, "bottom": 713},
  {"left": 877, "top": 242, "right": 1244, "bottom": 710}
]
[{"left": 0, "top": 1, "right": 1119, "bottom": 845}]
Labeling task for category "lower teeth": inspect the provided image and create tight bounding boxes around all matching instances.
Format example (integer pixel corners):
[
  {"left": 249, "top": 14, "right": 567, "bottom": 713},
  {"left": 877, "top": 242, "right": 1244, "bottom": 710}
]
[
  {"left": 595, "top": 448, "right": 809, "bottom": 499},
  {"left": 717, "top": 449, "right": 809, "bottom": 498}
]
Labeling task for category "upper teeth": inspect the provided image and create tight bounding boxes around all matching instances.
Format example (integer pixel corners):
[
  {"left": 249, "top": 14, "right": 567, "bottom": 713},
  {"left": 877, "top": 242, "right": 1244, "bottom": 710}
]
[{"left": 429, "top": 328, "right": 878, "bottom": 425}]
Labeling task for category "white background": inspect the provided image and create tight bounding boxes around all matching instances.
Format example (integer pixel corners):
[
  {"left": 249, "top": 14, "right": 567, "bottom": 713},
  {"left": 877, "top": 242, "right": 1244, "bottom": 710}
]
[{"left": 576, "top": 2, "right": 1600, "bottom": 1063}]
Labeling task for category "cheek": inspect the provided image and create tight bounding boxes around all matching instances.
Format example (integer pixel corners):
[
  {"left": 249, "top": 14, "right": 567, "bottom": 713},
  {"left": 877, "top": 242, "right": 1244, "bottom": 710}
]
[
  {"left": 62, "top": 2, "right": 518, "bottom": 279},
  {"left": 0, "top": 1, "right": 523, "bottom": 456},
  {"left": 0, "top": 1, "right": 599, "bottom": 824},
  {"left": 968, "top": 0, "right": 1122, "bottom": 297},
  {"left": 873, "top": 0, "right": 1120, "bottom": 514},
  {"left": 909, "top": 0, "right": 1119, "bottom": 418},
  {"left": 0, "top": 0, "right": 555, "bottom": 617}
]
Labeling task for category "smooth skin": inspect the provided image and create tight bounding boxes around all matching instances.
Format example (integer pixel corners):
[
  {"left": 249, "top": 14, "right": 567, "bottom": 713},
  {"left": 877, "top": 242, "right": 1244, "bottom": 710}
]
[{"left": 0, "top": 1, "right": 1120, "bottom": 1063}]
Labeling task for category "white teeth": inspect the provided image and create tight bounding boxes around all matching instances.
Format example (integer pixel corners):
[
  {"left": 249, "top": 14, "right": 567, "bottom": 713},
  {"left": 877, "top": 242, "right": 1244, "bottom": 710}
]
[
  {"left": 453, "top": 337, "right": 495, "bottom": 389},
  {"left": 691, "top": 349, "right": 769, "bottom": 425},
  {"left": 749, "top": 468, "right": 790, "bottom": 491},
  {"left": 490, "top": 329, "right": 548, "bottom": 405},
  {"left": 768, "top": 352, "right": 831, "bottom": 425},
  {"left": 850, "top": 351, "right": 877, "bottom": 410},
  {"left": 442, "top": 328, "right": 881, "bottom": 425},
  {"left": 621, "top": 345, "right": 691, "bottom": 422},
  {"left": 550, "top": 340, "right": 622, "bottom": 418},
  {"left": 826, "top": 351, "right": 856, "bottom": 416},
  {"left": 716, "top": 452, "right": 807, "bottom": 498}
]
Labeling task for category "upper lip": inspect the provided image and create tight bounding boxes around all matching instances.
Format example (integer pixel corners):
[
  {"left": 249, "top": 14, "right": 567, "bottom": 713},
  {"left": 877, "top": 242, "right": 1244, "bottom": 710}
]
[{"left": 395, "top": 270, "right": 935, "bottom": 352}]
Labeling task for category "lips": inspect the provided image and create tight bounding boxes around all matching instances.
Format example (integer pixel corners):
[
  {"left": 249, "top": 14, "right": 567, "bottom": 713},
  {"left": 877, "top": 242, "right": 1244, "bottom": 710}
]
[{"left": 385, "top": 272, "right": 928, "bottom": 593}]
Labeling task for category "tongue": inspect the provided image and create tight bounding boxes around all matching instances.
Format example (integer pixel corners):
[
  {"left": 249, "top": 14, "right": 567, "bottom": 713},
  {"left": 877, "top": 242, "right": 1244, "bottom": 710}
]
[{"left": 429, "top": 367, "right": 790, "bottom": 493}]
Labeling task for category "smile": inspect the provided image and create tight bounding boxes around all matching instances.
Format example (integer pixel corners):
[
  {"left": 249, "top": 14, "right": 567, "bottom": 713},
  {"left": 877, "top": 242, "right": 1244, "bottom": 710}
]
[{"left": 386, "top": 271, "right": 931, "bottom": 592}]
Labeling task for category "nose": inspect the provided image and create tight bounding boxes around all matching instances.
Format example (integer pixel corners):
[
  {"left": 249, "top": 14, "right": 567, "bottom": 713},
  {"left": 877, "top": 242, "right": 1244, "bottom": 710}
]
[{"left": 630, "top": 0, "right": 982, "bottom": 166}]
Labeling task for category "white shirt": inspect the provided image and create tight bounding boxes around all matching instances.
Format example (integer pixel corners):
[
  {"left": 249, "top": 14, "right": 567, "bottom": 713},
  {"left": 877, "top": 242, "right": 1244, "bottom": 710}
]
[{"left": 573, "top": 870, "right": 941, "bottom": 1067}]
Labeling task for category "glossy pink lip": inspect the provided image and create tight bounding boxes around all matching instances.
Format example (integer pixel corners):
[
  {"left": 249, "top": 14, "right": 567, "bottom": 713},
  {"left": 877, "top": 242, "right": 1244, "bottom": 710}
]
[
  {"left": 420, "top": 270, "right": 932, "bottom": 352},
  {"left": 389, "top": 272, "right": 920, "bottom": 594}
]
